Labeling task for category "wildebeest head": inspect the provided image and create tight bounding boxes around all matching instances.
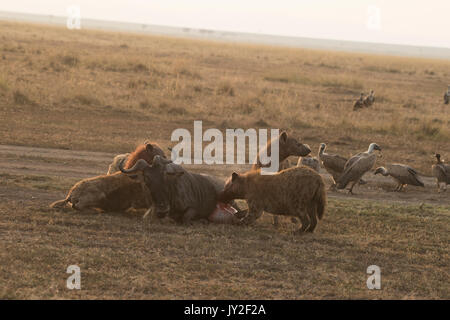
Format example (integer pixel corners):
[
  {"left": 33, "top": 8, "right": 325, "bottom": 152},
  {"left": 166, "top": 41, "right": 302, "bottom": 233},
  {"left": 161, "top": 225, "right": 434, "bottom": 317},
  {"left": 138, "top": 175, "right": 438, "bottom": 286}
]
[
  {"left": 279, "top": 131, "right": 311, "bottom": 158},
  {"left": 219, "top": 172, "right": 246, "bottom": 203},
  {"left": 119, "top": 155, "right": 184, "bottom": 218}
]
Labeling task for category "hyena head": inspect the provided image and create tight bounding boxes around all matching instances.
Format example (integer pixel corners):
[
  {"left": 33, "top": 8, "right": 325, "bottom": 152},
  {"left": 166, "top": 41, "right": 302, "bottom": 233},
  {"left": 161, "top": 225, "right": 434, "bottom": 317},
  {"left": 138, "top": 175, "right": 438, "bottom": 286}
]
[
  {"left": 219, "top": 172, "right": 247, "bottom": 203},
  {"left": 279, "top": 131, "right": 311, "bottom": 158},
  {"left": 124, "top": 142, "right": 166, "bottom": 169},
  {"left": 68, "top": 181, "right": 106, "bottom": 210}
]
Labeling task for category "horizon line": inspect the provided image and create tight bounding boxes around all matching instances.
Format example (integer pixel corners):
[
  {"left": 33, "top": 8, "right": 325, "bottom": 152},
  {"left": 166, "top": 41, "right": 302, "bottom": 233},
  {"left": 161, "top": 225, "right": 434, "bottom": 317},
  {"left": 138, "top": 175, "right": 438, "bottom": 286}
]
[{"left": 1, "top": 10, "right": 450, "bottom": 60}]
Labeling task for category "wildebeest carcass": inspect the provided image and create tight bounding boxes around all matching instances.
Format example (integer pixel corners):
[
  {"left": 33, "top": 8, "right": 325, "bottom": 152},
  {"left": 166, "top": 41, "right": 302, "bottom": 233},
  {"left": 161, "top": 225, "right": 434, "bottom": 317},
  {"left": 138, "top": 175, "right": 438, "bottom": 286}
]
[{"left": 119, "top": 155, "right": 244, "bottom": 224}]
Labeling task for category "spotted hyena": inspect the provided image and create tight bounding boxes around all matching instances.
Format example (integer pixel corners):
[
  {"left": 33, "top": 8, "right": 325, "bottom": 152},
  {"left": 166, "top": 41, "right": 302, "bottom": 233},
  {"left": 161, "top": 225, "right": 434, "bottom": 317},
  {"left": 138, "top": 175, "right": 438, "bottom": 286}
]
[
  {"left": 219, "top": 166, "right": 327, "bottom": 233},
  {"left": 251, "top": 131, "right": 311, "bottom": 226}
]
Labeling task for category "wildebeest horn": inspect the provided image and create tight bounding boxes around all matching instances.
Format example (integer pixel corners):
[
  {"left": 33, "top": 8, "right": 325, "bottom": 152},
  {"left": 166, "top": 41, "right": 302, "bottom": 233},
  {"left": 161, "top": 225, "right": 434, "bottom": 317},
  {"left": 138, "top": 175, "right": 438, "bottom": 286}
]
[
  {"left": 166, "top": 162, "right": 184, "bottom": 174},
  {"left": 153, "top": 155, "right": 172, "bottom": 165},
  {"left": 119, "top": 158, "right": 149, "bottom": 174}
]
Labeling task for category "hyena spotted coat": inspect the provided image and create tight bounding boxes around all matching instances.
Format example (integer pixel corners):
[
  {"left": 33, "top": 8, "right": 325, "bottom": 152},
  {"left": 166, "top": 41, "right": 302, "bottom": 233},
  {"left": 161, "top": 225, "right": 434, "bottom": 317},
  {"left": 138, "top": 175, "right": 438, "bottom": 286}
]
[
  {"left": 219, "top": 166, "right": 327, "bottom": 233},
  {"left": 251, "top": 131, "right": 311, "bottom": 226}
]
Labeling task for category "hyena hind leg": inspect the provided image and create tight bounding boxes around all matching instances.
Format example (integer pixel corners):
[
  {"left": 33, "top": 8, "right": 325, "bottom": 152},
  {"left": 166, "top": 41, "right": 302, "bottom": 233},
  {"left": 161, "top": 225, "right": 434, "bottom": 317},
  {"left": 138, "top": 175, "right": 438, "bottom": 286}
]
[{"left": 295, "top": 211, "right": 311, "bottom": 234}]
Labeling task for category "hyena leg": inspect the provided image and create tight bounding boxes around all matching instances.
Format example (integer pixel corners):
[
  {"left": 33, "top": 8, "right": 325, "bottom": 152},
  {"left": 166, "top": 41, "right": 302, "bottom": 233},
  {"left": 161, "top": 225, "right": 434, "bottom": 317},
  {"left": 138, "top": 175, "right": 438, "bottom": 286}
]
[
  {"left": 296, "top": 211, "right": 311, "bottom": 234},
  {"left": 306, "top": 206, "right": 318, "bottom": 233},
  {"left": 273, "top": 215, "right": 280, "bottom": 227},
  {"left": 348, "top": 181, "right": 358, "bottom": 194},
  {"left": 329, "top": 176, "right": 339, "bottom": 191},
  {"left": 242, "top": 207, "right": 263, "bottom": 225}
]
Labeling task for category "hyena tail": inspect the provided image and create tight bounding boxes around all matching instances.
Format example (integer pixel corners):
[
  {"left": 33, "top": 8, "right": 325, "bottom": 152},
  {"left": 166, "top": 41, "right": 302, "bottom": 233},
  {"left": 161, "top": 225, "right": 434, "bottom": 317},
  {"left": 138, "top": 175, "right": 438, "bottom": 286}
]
[{"left": 314, "top": 181, "right": 327, "bottom": 220}]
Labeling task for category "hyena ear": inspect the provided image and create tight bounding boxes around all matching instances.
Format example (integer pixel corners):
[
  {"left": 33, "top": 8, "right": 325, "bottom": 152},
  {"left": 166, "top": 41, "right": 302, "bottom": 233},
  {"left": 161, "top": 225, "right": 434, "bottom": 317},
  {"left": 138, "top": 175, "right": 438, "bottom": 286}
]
[
  {"left": 280, "top": 131, "right": 288, "bottom": 144},
  {"left": 145, "top": 143, "right": 154, "bottom": 153},
  {"left": 231, "top": 172, "right": 239, "bottom": 182}
]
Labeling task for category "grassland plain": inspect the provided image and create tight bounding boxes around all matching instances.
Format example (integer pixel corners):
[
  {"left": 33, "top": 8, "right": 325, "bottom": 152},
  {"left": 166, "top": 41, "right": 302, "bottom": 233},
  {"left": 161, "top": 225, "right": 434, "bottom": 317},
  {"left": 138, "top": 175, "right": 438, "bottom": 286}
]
[{"left": 0, "top": 20, "right": 449, "bottom": 299}]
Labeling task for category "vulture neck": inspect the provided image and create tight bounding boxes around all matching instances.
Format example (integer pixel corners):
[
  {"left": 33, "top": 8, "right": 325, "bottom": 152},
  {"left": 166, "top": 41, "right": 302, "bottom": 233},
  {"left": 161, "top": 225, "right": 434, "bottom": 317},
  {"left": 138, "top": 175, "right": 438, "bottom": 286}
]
[
  {"left": 319, "top": 146, "right": 325, "bottom": 157},
  {"left": 367, "top": 144, "right": 377, "bottom": 154}
]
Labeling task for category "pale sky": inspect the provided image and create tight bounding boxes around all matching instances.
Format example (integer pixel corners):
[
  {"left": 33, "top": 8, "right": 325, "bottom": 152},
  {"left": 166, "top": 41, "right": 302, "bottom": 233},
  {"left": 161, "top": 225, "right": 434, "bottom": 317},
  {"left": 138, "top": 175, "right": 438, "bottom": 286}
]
[{"left": 1, "top": 0, "right": 449, "bottom": 48}]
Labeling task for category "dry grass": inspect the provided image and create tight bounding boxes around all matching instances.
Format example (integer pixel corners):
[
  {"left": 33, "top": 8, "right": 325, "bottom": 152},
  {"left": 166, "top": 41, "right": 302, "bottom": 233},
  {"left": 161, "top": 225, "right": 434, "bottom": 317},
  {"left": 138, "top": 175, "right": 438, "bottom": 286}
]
[
  {"left": 0, "top": 173, "right": 448, "bottom": 299},
  {"left": 0, "top": 21, "right": 449, "bottom": 299}
]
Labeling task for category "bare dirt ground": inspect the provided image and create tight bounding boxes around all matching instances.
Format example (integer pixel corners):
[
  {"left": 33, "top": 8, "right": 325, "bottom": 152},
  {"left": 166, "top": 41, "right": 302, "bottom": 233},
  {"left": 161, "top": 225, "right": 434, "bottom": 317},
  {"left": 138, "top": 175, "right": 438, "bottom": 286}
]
[{"left": 0, "top": 144, "right": 448, "bottom": 207}]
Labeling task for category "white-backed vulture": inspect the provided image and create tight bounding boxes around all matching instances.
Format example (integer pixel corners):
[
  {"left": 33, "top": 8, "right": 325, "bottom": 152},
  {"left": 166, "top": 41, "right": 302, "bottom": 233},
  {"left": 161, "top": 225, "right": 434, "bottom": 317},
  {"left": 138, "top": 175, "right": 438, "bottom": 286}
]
[
  {"left": 297, "top": 156, "right": 320, "bottom": 172},
  {"left": 374, "top": 164, "right": 424, "bottom": 191},
  {"left": 336, "top": 143, "right": 381, "bottom": 194},
  {"left": 432, "top": 154, "right": 450, "bottom": 192},
  {"left": 444, "top": 86, "right": 449, "bottom": 105},
  {"left": 363, "top": 90, "right": 375, "bottom": 107},
  {"left": 318, "top": 143, "right": 348, "bottom": 188},
  {"left": 353, "top": 93, "right": 365, "bottom": 110},
  {"left": 344, "top": 143, "right": 381, "bottom": 171}
]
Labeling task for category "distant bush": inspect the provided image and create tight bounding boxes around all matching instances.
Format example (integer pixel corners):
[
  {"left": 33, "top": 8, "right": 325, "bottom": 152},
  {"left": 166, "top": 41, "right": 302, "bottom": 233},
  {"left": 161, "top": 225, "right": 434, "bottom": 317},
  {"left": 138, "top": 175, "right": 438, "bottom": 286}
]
[
  {"left": 216, "top": 82, "right": 235, "bottom": 96},
  {"left": 133, "top": 63, "right": 149, "bottom": 73},
  {"left": 318, "top": 63, "right": 340, "bottom": 70},
  {"left": 290, "top": 118, "right": 312, "bottom": 129},
  {"left": 403, "top": 101, "right": 417, "bottom": 109},
  {"left": 139, "top": 100, "right": 152, "bottom": 109},
  {"left": 59, "top": 55, "right": 79, "bottom": 67},
  {"left": 254, "top": 119, "right": 270, "bottom": 127},
  {"left": 167, "top": 106, "right": 187, "bottom": 115},
  {"left": 362, "top": 65, "right": 401, "bottom": 74},
  {"left": 264, "top": 74, "right": 313, "bottom": 85},
  {"left": 419, "top": 121, "right": 440, "bottom": 138},
  {"left": 193, "top": 85, "right": 202, "bottom": 92},
  {"left": 319, "top": 78, "right": 363, "bottom": 90},
  {"left": 74, "top": 94, "right": 100, "bottom": 106},
  {"left": 264, "top": 73, "right": 362, "bottom": 90},
  {"left": 13, "top": 90, "right": 33, "bottom": 105}
]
